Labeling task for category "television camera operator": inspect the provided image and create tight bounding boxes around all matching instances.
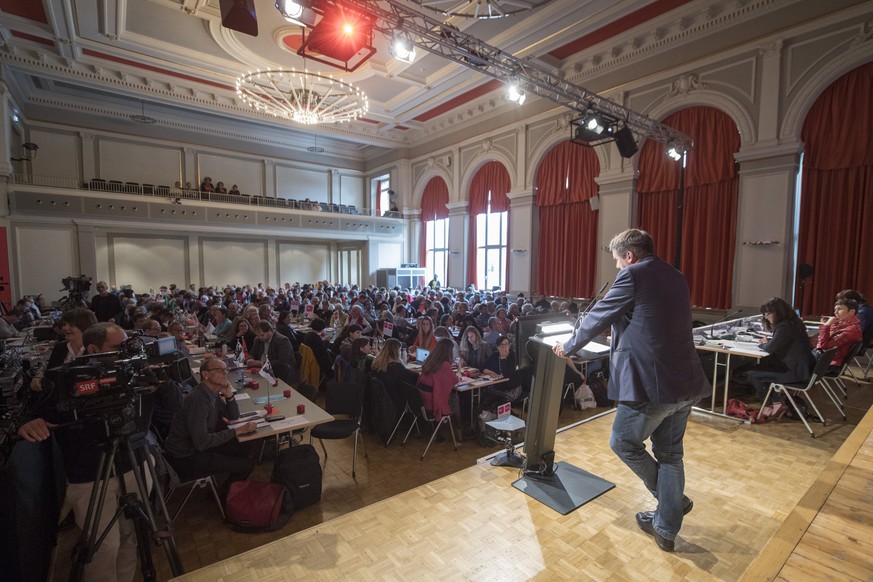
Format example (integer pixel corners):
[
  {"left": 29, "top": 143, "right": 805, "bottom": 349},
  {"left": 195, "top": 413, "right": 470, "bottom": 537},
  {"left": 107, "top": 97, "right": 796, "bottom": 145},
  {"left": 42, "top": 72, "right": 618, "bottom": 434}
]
[{"left": 17, "top": 322, "right": 182, "bottom": 582}]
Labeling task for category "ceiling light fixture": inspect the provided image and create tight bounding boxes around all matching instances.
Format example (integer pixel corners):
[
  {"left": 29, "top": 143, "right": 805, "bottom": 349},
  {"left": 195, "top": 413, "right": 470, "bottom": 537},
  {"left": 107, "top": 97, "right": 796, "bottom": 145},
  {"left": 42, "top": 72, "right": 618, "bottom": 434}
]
[
  {"left": 236, "top": 68, "right": 369, "bottom": 125},
  {"left": 412, "top": 0, "right": 554, "bottom": 19},
  {"left": 130, "top": 100, "right": 157, "bottom": 124}
]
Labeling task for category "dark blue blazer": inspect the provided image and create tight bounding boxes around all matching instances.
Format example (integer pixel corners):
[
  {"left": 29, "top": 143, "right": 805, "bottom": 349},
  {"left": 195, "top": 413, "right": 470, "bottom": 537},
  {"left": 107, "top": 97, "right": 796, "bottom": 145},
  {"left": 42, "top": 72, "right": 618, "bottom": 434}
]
[{"left": 563, "top": 255, "right": 710, "bottom": 404}]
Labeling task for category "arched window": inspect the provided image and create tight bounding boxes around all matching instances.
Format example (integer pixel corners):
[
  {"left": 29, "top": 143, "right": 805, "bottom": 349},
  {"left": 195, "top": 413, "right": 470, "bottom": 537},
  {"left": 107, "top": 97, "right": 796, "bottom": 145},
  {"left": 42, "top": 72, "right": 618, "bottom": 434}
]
[
  {"left": 636, "top": 106, "right": 740, "bottom": 309},
  {"left": 420, "top": 176, "right": 450, "bottom": 286},
  {"left": 535, "top": 141, "right": 599, "bottom": 297},
  {"left": 797, "top": 61, "right": 873, "bottom": 314},
  {"left": 467, "top": 161, "right": 511, "bottom": 290}
]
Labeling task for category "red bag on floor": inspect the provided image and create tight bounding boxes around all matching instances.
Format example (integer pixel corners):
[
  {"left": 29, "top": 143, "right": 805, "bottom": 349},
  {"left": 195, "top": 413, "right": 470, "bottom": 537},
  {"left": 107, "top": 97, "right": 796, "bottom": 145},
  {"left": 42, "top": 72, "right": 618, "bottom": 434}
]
[
  {"left": 225, "top": 480, "right": 293, "bottom": 531},
  {"left": 726, "top": 398, "right": 754, "bottom": 420}
]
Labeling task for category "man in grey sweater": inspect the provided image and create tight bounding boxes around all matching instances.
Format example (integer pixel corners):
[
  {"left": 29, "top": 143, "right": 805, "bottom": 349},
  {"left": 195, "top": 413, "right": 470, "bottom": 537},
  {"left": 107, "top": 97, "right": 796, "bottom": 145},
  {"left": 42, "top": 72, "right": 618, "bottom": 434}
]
[{"left": 164, "top": 360, "right": 257, "bottom": 488}]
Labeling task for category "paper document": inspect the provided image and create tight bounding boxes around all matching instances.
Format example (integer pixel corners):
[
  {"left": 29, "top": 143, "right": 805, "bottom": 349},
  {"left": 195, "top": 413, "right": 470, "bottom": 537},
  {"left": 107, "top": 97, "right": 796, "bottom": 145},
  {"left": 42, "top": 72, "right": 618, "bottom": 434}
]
[
  {"left": 267, "top": 416, "right": 307, "bottom": 431},
  {"left": 584, "top": 341, "right": 610, "bottom": 354}
]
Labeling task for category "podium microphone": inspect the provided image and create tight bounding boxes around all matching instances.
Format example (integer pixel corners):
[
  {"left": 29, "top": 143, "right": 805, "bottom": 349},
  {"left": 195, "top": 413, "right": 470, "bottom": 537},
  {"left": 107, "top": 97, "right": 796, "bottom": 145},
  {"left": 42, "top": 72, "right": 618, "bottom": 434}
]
[
  {"left": 575, "top": 281, "right": 610, "bottom": 332},
  {"left": 705, "top": 308, "right": 743, "bottom": 339}
]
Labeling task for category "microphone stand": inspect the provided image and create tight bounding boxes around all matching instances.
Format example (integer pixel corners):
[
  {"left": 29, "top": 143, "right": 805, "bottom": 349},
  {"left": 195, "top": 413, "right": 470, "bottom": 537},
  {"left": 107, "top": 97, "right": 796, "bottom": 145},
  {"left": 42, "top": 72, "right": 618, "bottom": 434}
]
[
  {"left": 574, "top": 281, "right": 610, "bottom": 332},
  {"left": 705, "top": 308, "right": 744, "bottom": 339}
]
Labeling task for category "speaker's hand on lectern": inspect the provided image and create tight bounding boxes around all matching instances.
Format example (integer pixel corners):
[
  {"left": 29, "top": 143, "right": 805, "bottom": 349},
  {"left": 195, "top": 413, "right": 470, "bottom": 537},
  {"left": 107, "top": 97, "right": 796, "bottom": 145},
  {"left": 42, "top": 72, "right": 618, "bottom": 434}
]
[{"left": 552, "top": 343, "right": 565, "bottom": 357}]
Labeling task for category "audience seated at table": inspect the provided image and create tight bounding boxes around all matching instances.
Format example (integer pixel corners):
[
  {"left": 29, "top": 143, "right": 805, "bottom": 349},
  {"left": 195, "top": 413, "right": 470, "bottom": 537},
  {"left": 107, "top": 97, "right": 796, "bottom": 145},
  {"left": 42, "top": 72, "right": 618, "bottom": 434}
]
[
  {"left": 247, "top": 321, "right": 300, "bottom": 387},
  {"left": 303, "top": 318, "right": 335, "bottom": 380},
  {"left": 836, "top": 289, "right": 872, "bottom": 338},
  {"left": 740, "top": 297, "right": 814, "bottom": 407},
  {"left": 816, "top": 297, "right": 863, "bottom": 372},
  {"left": 459, "top": 326, "right": 493, "bottom": 369},
  {"left": 410, "top": 315, "right": 437, "bottom": 351},
  {"left": 275, "top": 310, "right": 301, "bottom": 349},
  {"left": 370, "top": 338, "right": 420, "bottom": 409},
  {"left": 349, "top": 337, "right": 373, "bottom": 371},
  {"left": 417, "top": 337, "right": 463, "bottom": 441},
  {"left": 479, "top": 334, "right": 524, "bottom": 412},
  {"left": 163, "top": 359, "right": 256, "bottom": 496}
]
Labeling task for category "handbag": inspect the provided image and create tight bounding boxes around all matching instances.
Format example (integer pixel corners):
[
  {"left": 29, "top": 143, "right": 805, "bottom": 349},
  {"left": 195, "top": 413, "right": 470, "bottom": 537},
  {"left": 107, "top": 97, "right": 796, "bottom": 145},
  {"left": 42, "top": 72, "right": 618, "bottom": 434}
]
[{"left": 574, "top": 384, "right": 597, "bottom": 409}]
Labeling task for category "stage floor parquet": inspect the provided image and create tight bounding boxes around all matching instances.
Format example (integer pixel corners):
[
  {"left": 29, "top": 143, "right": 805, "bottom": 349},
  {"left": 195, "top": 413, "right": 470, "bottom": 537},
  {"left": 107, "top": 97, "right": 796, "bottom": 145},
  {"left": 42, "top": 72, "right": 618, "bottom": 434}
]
[{"left": 173, "top": 409, "right": 846, "bottom": 582}]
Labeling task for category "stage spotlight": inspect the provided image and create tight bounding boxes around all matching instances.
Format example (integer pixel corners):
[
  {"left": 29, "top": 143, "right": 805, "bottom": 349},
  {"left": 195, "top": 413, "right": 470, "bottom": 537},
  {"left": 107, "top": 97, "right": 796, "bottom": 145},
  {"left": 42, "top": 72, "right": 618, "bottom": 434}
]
[
  {"left": 219, "top": 0, "right": 258, "bottom": 37},
  {"left": 666, "top": 144, "right": 684, "bottom": 161},
  {"left": 275, "top": 0, "right": 318, "bottom": 27},
  {"left": 585, "top": 114, "right": 605, "bottom": 136},
  {"left": 506, "top": 80, "right": 525, "bottom": 105},
  {"left": 389, "top": 36, "right": 416, "bottom": 63}
]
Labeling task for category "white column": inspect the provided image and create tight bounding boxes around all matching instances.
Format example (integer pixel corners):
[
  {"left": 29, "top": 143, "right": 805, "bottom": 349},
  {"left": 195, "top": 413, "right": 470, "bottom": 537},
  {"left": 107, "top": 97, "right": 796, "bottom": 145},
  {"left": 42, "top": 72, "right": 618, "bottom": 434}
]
[
  {"left": 733, "top": 143, "right": 803, "bottom": 310},
  {"left": 187, "top": 234, "right": 201, "bottom": 288},
  {"left": 396, "top": 159, "right": 413, "bottom": 210},
  {"left": 75, "top": 224, "right": 98, "bottom": 283},
  {"left": 79, "top": 132, "right": 97, "bottom": 182},
  {"left": 594, "top": 172, "right": 636, "bottom": 286},
  {"left": 403, "top": 208, "right": 421, "bottom": 266},
  {"left": 329, "top": 169, "right": 340, "bottom": 204},
  {"left": 183, "top": 148, "right": 196, "bottom": 187},
  {"left": 506, "top": 189, "right": 535, "bottom": 296},
  {"left": 0, "top": 82, "right": 12, "bottom": 177},
  {"left": 264, "top": 160, "right": 275, "bottom": 198},
  {"left": 757, "top": 40, "right": 783, "bottom": 146},
  {"left": 446, "top": 201, "right": 468, "bottom": 288}
]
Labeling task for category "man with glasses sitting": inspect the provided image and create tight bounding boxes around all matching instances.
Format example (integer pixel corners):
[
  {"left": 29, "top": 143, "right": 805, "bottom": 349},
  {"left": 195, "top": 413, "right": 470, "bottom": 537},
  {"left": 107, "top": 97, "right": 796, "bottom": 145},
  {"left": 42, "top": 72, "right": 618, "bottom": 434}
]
[{"left": 163, "top": 361, "right": 257, "bottom": 495}]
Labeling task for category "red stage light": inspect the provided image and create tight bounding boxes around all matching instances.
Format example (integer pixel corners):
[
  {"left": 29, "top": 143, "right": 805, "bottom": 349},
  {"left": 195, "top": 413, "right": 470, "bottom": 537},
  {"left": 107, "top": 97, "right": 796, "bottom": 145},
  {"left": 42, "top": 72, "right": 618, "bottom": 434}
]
[{"left": 297, "top": 4, "right": 375, "bottom": 72}]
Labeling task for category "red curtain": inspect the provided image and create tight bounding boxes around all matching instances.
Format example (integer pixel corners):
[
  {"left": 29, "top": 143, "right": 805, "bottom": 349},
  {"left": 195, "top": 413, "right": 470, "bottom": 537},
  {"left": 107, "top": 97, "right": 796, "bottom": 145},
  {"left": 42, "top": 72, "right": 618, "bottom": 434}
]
[
  {"left": 535, "top": 141, "right": 599, "bottom": 297},
  {"left": 637, "top": 106, "right": 740, "bottom": 308},
  {"left": 798, "top": 61, "right": 873, "bottom": 315},
  {"left": 467, "top": 162, "right": 511, "bottom": 287},
  {"left": 419, "top": 176, "right": 449, "bottom": 266}
]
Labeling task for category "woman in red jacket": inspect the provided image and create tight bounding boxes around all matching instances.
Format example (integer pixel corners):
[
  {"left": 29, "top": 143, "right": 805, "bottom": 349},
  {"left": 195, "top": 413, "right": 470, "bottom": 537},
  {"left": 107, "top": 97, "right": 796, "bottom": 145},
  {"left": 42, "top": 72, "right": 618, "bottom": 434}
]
[
  {"left": 816, "top": 297, "right": 862, "bottom": 372},
  {"left": 418, "top": 338, "right": 462, "bottom": 440}
]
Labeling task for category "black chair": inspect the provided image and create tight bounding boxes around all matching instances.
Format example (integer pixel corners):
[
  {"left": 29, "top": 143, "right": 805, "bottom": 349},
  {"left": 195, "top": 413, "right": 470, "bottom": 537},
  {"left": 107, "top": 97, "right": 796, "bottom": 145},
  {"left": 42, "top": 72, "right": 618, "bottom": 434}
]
[
  {"left": 854, "top": 330, "right": 873, "bottom": 380},
  {"left": 142, "top": 183, "right": 155, "bottom": 195},
  {"left": 386, "top": 381, "right": 420, "bottom": 446},
  {"left": 762, "top": 347, "right": 838, "bottom": 437},
  {"left": 310, "top": 381, "right": 367, "bottom": 478},
  {"left": 402, "top": 384, "right": 458, "bottom": 461},
  {"left": 108, "top": 180, "right": 124, "bottom": 192},
  {"left": 124, "top": 181, "right": 141, "bottom": 193},
  {"left": 89, "top": 178, "right": 108, "bottom": 191}
]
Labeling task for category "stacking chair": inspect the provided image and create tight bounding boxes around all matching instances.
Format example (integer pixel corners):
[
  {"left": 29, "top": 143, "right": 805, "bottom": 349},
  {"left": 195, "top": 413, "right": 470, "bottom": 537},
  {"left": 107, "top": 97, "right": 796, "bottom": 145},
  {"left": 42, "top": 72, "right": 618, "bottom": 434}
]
[
  {"left": 165, "top": 475, "right": 225, "bottom": 525},
  {"left": 762, "top": 348, "right": 838, "bottom": 437},
  {"left": 821, "top": 343, "right": 864, "bottom": 399},
  {"left": 386, "top": 382, "right": 422, "bottom": 446},
  {"left": 402, "top": 384, "right": 458, "bottom": 461},
  {"left": 854, "top": 335, "right": 873, "bottom": 381},
  {"left": 310, "top": 381, "right": 367, "bottom": 478}
]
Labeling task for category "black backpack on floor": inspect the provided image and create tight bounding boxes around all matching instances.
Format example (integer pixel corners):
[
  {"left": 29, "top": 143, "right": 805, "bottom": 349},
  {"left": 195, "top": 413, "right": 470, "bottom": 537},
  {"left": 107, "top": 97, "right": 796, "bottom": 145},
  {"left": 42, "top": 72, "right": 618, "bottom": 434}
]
[{"left": 271, "top": 444, "right": 323, "bottom": 509}]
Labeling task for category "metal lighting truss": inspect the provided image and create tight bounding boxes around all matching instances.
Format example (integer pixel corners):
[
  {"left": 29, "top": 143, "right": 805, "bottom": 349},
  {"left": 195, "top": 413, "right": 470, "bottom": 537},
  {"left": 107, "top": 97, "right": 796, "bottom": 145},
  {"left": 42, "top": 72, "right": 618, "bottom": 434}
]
[{"left": 334, "top": 0, "right": 692, "bottom": 150}]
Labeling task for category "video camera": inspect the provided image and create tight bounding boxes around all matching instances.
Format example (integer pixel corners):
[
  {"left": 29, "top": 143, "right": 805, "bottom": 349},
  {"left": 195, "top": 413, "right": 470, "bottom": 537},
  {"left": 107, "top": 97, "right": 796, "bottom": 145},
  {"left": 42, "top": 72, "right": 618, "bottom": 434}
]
[
  {"left": 61, "top": 275, "right": 92, "bottom": 294},
  {"left": 45, "top": 336, "right": 186, "bottom": 434}
]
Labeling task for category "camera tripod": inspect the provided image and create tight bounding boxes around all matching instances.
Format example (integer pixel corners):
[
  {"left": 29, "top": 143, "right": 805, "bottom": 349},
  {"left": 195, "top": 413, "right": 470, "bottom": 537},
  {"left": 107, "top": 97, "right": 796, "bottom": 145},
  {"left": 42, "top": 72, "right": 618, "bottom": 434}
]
[{"left": 69, "top": 427, "right": 183, "bottom": 582}]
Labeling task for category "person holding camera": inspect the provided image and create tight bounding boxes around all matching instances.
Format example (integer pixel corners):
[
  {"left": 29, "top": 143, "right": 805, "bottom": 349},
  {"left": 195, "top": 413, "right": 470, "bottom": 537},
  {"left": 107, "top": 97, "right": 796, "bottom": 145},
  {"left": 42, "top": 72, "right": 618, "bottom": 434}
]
[{"left": 18, "top": 323, "right": 147, "bottom": 582}]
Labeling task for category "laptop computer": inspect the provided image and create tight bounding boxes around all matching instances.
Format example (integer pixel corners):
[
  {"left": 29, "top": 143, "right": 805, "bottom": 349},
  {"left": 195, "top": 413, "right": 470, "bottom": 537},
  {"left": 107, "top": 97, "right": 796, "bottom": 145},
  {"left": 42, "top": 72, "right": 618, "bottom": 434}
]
[{"left": 414, "top": 347, "right": 430, "bottom": 364}]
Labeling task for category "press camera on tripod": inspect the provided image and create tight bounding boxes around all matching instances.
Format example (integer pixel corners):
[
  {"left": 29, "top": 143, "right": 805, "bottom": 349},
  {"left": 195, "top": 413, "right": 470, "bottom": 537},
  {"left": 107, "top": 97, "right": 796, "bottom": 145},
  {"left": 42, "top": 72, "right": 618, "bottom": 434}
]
[
  {"left": 57, "top": 275, "right": 92, "bottom": 312},
  {"left": 46, "top": 338, "right": 184, "bottom": 581}
]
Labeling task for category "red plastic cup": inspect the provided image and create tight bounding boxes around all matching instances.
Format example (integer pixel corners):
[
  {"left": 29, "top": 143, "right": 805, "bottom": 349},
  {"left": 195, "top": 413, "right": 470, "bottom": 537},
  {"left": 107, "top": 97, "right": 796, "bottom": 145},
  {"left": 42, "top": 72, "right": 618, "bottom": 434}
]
[
  {"left": 283, "top": 389, "right": 292, "bottom": 398},
  {"left": 297, "top": 404, "right": 305, "bottom": 414}
]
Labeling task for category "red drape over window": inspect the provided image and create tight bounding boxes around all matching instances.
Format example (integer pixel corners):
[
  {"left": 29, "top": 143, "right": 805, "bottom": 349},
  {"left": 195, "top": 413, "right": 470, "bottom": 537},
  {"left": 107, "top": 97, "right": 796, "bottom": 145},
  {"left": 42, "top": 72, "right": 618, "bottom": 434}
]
[
  {"left": 467, "top": 161, "right": 511, "bottom": 287},
  {"left": 419, "top": 176, "right": 449, "bottom": 266},
  {"left": 637, "top": 106, "right": 740, "bottom": 308},
  {"left": 798, "top": 61, "right": 873, "bottom": 315},
  {"left": 535, "top": 141, "right": 599, "bottom": 297}
]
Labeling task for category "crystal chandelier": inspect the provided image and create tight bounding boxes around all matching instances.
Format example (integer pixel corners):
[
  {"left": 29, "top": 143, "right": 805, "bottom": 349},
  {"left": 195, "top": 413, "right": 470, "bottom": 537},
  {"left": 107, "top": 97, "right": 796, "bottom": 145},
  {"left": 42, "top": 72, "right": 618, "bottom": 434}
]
[
  {"left": 235, "top": 68, "right": 369, "bottom": 125},
  {"left": 411, "top": 0, "right": 554, "bottom": 19}
]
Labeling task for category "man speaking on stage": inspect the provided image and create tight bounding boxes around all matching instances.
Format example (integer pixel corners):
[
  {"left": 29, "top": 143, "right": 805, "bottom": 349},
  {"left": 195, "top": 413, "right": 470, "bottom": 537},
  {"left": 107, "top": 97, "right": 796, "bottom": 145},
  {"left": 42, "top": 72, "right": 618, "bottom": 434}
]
[{"left": 553, "top": 228, "right": 709, "bottom": 552}]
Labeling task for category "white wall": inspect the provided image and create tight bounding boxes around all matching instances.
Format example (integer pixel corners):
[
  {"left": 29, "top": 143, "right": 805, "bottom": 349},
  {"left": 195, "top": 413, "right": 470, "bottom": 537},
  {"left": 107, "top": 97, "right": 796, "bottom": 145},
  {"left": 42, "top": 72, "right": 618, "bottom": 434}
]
[
  {"left": 339, "top": 174, "right": 364, "bottom": 208},
  {"left": 29, "top": 129, "right": 80, "bottom": 182},
  {"left": 97, "top": 139, "right": 182, "bottom": 185},
  {"left": 198, "top": 153, "right": 262, "bottom": 196},
  {"left": 276, "top": 166, "right": 329, "bottom": 202},
  {"left": 109, "top": 235, "right": 188, "bottom": 291},
  {"left": 277, "top": 242, "right": 330, "bottom": 285},
  {"left": 13, "top": 224, "right": 77, "bottom": 301},
  {"left": 201, "top": 239, "right": 268, "bottom": 288}
]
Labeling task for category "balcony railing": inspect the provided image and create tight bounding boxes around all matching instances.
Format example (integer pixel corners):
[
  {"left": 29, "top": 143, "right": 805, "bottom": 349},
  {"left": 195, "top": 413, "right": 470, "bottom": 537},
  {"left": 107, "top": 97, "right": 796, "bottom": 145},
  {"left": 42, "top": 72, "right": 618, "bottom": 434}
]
[{"left": 7, "top": 174, "right": 394, "bottom": 218}]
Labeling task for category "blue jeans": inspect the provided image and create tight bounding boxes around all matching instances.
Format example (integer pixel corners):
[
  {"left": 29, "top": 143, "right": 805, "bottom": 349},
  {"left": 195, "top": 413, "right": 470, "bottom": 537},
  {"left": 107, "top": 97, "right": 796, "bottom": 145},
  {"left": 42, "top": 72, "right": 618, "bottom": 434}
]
[{"left": 609, "top": 400, "right": 695, "bottom": 540}]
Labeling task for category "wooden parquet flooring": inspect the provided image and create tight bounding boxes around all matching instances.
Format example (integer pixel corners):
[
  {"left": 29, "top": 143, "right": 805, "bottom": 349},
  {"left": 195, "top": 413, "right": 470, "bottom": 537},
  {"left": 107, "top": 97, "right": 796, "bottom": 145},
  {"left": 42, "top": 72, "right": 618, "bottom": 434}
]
[
  {"left": 49, "top": 369, "right": 873, "bottom": 581},
  {"left": 170, "top": 408, "right": 856, "bottom": 581}
]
